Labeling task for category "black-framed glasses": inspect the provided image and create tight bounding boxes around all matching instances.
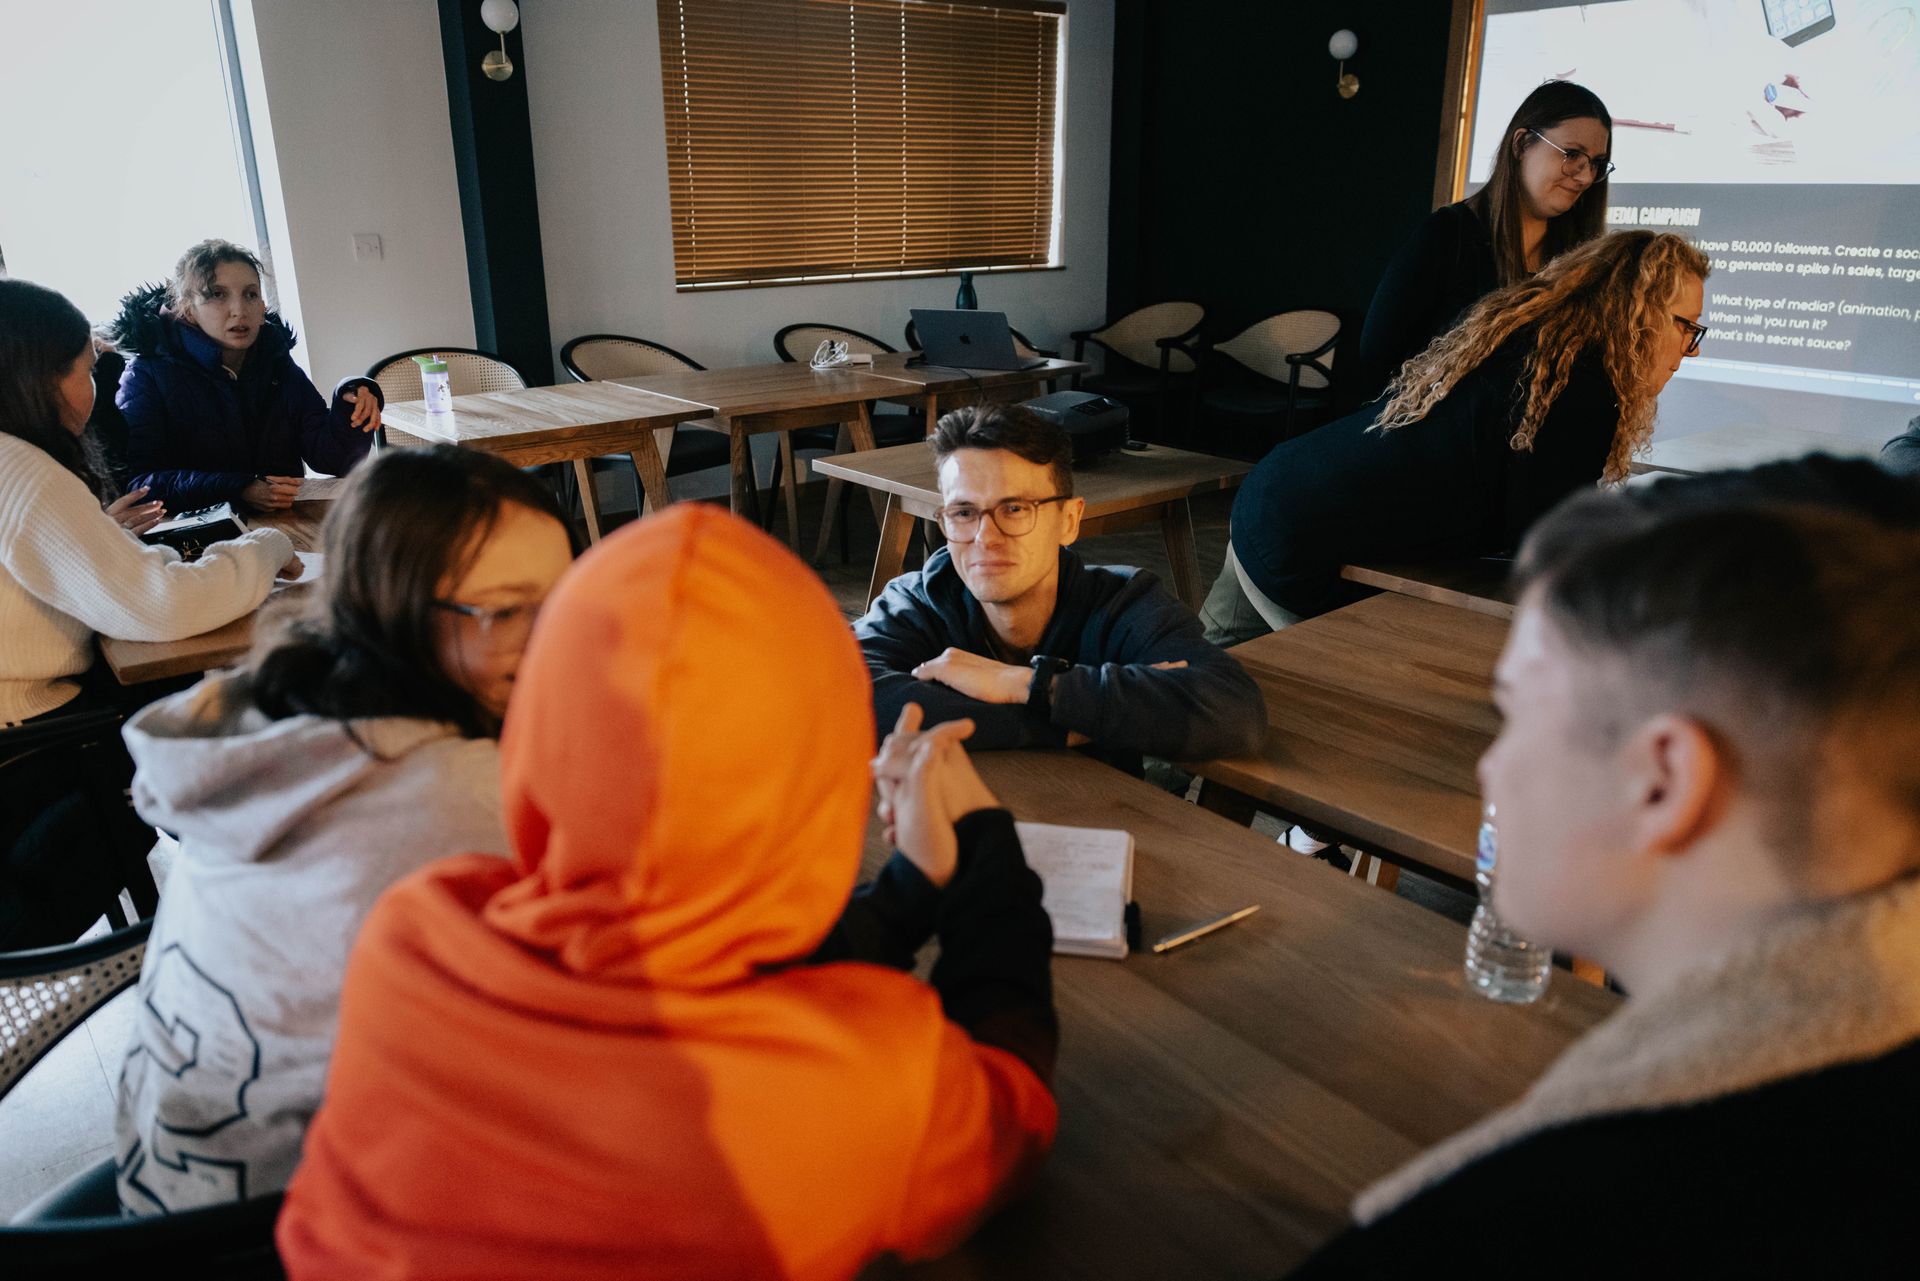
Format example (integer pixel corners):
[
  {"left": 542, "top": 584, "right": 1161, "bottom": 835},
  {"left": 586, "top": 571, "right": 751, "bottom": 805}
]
[
  {"left": 937, "top": 495, "right": 1071, "bottom": 542},
  {"left": 1528, "top": 129, "right": 1615, "bottom": 181},
  {"left": 432, "top": 597, "right": 542, "bottom": 646},
  {"left": 1674, "top": 314, "right": 1709, "bottom": 357}
]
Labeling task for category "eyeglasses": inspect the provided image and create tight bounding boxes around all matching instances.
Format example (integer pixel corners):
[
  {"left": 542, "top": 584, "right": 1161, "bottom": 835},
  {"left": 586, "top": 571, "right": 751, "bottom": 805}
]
[
  {"left": 1673, "top": 314, "right": 1709, "bottom": 357},
  {"left": 937, "top": 496, "right": 1071, "bottom": 542},
  {"left": 433, "top": 597, "right": 542, "bottom": 647},
  {"left": 1528, "top": 129, "right": 1615, "bottom": 182}
]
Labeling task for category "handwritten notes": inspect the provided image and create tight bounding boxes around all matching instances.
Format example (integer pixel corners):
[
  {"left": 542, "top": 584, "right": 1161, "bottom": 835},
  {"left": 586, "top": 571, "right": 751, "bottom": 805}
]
[{"left": 1015, "top": 822, "right": 1135, "bottom": 960}]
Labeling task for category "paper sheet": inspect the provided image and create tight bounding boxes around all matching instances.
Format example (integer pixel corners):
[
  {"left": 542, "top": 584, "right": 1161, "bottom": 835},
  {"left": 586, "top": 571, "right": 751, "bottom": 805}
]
[
  {"left": 1015, "top": 821, "right": 1134, "bottom": 959},
  {"left": 271, "top": 551, "right": 325, "bottom": 590}
]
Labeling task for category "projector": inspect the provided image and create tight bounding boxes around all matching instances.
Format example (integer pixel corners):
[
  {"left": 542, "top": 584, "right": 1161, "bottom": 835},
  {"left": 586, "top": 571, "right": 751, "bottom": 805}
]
[{"left": 1021, "top": 390, "right": 1130, "bottom": 464}]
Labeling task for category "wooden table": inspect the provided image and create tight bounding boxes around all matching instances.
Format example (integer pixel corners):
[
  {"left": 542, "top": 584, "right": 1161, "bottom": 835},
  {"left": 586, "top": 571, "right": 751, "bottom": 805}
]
[
  {"left": 1184, "top": 593, "right": 1507, "bottom": 886},
  {"left": 1340, "top": 558, "right": 1518, "bottom": 620},
  {"left": 873, "top": 750, "right": 1614, "bottom": 1280},
  {"left": 1633, "top": 423, "right": 1884, "bottom": 477},
  {"left": 100, "top": 504, "right": 328, "bottom": 685},
  {"left": 865, "top": 353, "right": 1089, "bottom": 426},
  {"left": 812, "top": 443, "right": 1251, "bottom": 610},
  {"left": 611, "top": 363, "right": 918, "bottom": 543},
  {"left": 380, "top": 382, "right": 711, "bottom": 542}
]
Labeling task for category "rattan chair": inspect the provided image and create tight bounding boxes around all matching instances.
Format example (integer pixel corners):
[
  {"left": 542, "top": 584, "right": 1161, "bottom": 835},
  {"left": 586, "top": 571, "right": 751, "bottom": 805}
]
[
  {"left": 772, "top": 324, "right": 922, "bottom": 560},
  {"left": 1176, "top": 309, "right": 1340, "bottom": 456},
  {"left": 0, "top": 917, "right": 149, "bottom": 1101},
  {"left": 557, "top": 334, "right": 736, "bottom": 508},
  {"left": 0, "top": 923, "right": 286, "bottom": 1269},
  {"left": 1069, "top": 302, "right": 1206, "bottom": 440},
  {"left": 364, "top": 346, "right": 527, "bottom": 405}
]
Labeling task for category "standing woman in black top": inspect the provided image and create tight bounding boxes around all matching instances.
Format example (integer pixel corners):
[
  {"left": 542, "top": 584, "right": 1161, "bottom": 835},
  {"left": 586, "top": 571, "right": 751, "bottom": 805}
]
[
  {"left": 1352, "top": 81, "right": 1614, "bottom": 406},
  {"left": 1221, "top": 231, "right": 1709, "bottom": 632}
]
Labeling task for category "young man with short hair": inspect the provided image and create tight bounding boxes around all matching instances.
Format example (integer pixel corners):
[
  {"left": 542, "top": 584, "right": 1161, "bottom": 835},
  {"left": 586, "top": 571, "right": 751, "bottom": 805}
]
[
  {"left": 856, "top": 404, "right": 1265, "bottom": 765},
  {"left": 1291, "top": 457, "right": 1920, "bottom": 1277}
]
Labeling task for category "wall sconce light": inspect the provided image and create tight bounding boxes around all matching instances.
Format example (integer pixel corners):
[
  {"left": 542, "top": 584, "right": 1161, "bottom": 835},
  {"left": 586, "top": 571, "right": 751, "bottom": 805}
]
[
  {"left": 1329, "top": 29, "right": 1359, "bottom": 99},
  {"left": 480, "top": 0, "right": 519, "bottom": 81}
]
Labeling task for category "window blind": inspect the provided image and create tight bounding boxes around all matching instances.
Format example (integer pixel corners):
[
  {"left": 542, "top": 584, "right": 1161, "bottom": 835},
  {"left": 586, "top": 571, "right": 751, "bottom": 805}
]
[{"left": 657, "top": 0, "right": 1064, "bottom": 289}]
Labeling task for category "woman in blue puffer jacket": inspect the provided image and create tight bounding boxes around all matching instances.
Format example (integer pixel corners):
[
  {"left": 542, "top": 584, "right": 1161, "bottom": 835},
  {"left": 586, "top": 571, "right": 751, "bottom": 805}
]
[{"left": 111, "top": 239, "right": 383, "bottom": 513}]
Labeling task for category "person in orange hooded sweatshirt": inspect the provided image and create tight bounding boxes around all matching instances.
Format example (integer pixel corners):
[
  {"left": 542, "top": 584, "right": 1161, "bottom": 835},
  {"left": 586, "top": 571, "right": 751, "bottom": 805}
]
[{"left": 276, "top": 503, "right": 1060, "bottom": 1279}]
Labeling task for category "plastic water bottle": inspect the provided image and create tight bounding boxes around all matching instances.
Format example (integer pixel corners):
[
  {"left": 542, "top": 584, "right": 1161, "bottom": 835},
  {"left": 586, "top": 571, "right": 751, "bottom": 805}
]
[
  {"left": 413, "top": 354, "right": 453, "bottom": 418},
  {"left": 1464, "top": 804, "right": 1551, "bottom": 1003}
]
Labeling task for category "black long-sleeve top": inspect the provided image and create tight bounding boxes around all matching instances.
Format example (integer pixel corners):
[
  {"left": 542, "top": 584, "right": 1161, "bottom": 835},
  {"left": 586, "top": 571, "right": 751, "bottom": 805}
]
[
  {"left": 1353, "top": 201, "right": 1499, "bottom": 407},
  {"left": 855, "top": 548, "right": 1267, "bottom": 768},
  {"left": 814, "top": 809, "right": 1059, "bottom": 1083},
  {"left": 1231, "top": 337, "right": 1619, "bottom": 620}
]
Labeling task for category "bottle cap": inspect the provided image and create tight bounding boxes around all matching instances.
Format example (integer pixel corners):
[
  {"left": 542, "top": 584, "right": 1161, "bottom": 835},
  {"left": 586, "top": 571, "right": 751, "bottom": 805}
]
[{"left": 412, "top": 354, "right": 449, "bottom": 374}]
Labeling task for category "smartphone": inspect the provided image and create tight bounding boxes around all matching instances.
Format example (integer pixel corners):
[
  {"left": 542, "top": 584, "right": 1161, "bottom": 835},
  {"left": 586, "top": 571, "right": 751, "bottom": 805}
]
[{"left": 1762, "top": 0, "right": 1836, "bottom": 47}]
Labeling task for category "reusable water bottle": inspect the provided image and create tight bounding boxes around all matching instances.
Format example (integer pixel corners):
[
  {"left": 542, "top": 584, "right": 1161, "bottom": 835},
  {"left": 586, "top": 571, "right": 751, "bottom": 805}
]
[
  {"left": 1464, "top": 803, "right": 1552, "bottom": 1003},
  {"left": 954, "top": 271, "right": 978, "bottom": 310},
  {"left": 413, "top": 354, "right": 453, "bottom": 416}
]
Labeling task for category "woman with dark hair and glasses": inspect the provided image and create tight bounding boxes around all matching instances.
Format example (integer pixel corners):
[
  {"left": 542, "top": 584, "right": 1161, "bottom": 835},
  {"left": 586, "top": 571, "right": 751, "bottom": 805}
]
[
  {"left": 113, "top": 445, "right": 572, "bottom": 1218},
  {"left": 1353, "top": 81, "right": 1614, "bottom": 405}
]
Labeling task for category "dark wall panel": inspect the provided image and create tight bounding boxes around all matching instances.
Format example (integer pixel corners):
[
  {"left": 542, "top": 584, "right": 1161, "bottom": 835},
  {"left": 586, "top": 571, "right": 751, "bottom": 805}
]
[
  {"left": 438, "top": 0, "right": 554, "bottom": 386},
  {"left": 1107, "top": 1, "right": 1455, "bottom": 343}
]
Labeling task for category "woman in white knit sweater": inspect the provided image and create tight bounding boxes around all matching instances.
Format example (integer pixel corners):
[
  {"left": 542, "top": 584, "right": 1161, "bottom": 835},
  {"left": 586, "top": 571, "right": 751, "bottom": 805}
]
[
  {"left": 0, "top": 278, "right": 295, "bottom": 724},
  {"left": 0, "top": 278, "right": 292, "bottom": 946}
]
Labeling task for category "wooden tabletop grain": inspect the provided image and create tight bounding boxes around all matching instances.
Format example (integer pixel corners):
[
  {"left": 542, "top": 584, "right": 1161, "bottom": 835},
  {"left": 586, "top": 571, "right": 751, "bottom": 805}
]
[
  {"left": 872, "top": 750, "right": 1613, "bottom": 1279},
  {"left": 1186, "top": 593, "right": 1508, "bottom": 885},
  {"left": 379, "top": 381, "right": 709, "bottom": 465},
  {"left": 610, "top": 362, "right": 917, "bottom": 419},
  {"left": 811, "top": 441, "right": 1250, "bottom": 518},
  {"left": 99, "top": 505, "right": 328, "bottom": 685},
  {"left": 1634, "top": 423, "right": 1883, "bottom": 477}
]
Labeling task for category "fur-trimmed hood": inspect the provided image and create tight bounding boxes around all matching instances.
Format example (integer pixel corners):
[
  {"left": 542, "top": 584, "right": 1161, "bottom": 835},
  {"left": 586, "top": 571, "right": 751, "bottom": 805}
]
[
  {"left": 107, "top": 281, "right": 298, "bottom": 370},
  {"left": 1355, "top": 872, "right": 1920, "bottom": 1223}
]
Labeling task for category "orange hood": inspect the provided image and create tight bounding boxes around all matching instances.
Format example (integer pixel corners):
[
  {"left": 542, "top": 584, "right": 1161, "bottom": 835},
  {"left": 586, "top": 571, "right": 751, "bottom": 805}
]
[{"left": 481, "top": 503, "right": 875, "bottom": 987}]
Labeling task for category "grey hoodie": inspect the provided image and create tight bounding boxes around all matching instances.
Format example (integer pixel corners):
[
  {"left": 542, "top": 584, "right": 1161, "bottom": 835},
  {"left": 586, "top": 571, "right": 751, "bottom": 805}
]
[{"left": 111, "top": 675, "right": 508, "bottom": 1215}]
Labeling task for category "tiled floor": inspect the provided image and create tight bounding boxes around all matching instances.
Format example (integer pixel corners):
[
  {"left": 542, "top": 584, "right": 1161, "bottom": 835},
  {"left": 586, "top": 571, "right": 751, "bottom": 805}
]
[{"left": 0, "top": 978, "right": 133, "bottom": 1220}]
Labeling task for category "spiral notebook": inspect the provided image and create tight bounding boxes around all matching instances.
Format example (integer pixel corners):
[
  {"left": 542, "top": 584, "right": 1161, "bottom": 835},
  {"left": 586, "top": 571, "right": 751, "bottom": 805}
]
[{"left": 1015, "top": 821, "right": 1136, "bottom": 960}]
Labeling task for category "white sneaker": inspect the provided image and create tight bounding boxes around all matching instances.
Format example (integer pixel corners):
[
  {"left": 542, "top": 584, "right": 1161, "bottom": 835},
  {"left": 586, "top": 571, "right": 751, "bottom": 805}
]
[{"left": 1281, "top": 825, "right": 1331, "bottom": 856}]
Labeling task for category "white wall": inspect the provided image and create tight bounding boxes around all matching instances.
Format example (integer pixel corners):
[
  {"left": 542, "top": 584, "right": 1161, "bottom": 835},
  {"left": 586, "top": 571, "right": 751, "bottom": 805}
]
[
  {"left": 523, "top": 0, "right": 1113, "bottom": 369},
  {"left": 238, "top": 0, "right": 475, "bottom": 389}
]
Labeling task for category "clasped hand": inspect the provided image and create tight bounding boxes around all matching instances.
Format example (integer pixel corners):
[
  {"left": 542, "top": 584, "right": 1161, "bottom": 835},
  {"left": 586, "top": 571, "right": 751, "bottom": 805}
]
[{"left": 871, "top": 704, "right": 1002, "bottom": 889}]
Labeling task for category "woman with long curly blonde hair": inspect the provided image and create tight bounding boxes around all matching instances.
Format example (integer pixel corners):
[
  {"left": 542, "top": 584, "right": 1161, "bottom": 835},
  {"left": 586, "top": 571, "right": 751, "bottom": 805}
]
[{"left": 1202, "top": 231, "right": 1707, "bottom": 640}]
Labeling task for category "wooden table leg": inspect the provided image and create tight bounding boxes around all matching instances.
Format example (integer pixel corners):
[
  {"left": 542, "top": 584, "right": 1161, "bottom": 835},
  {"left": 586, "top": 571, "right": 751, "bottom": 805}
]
[
  {"left": 923, "top": 391, "right": 939, "bottom": 436},
  {"left": 776, "top": 433, "right": 803, "bottom": 547},
  {"left": 812, "top": 425, "right": 853, "bottom": 564},
  {"left": 725, "top": 419, "right": 759, "bottom": 523},
  {"left": 628, "top": 428, "right": 673, "bottom": 517},
  {"left": 845, "top": 404, "right": 889, "bottom": 527},
  {"left": 1159, "top": 498, "right": 1202, "bottom": 610},
  {"left": 866, "top": 494, "right": 916, "bottom": 609},
  {"left": 570, "top": 458, "right": 604, "bottom": 544}
]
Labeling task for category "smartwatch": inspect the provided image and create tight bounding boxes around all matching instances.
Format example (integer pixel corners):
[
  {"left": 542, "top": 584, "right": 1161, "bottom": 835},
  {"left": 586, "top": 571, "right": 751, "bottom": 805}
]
[{"left": 1027, "top": 655, "right": 1073, "bottom": 721}]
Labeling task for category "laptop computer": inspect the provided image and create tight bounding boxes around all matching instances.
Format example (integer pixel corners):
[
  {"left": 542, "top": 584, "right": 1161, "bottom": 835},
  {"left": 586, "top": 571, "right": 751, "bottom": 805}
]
[{"left": 911, "top": 308, "right": 1049, "bottom": 372}]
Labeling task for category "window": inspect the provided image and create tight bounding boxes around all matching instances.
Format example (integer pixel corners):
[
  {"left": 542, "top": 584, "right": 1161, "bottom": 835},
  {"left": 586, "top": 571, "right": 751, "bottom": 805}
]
[
  {"left": 657, "top": 0, "right": 1065, "bottom": 289},
  {"left": 0, "top": 0, "right": 267, "bottom": 324}
]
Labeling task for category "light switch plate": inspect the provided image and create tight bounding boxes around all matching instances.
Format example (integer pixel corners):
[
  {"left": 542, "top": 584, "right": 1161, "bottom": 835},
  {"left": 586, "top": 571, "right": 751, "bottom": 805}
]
[{"left": 351, "top": 233, "right": 383, "bottom": 262}]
